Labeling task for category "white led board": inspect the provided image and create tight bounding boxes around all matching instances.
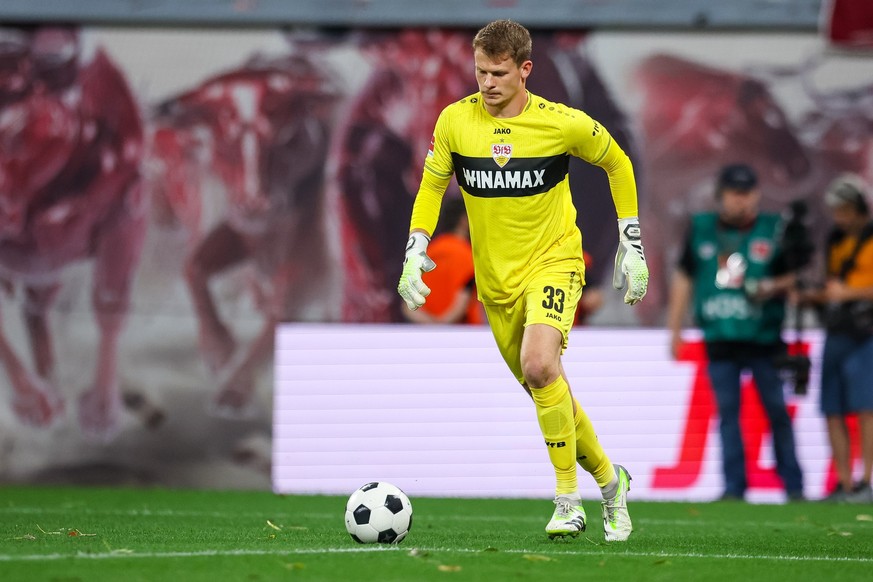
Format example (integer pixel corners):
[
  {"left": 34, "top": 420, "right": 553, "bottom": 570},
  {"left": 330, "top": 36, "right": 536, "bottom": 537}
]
[{"left": 274, "top": 324, "right": 832, "bottom": 502}]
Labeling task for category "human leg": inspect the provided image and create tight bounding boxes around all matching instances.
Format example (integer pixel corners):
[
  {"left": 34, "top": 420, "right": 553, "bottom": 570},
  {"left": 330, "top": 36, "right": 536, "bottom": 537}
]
[
  {"left": 826, "top": 415, "right": 853, "bottom": 495},
  {"left": 529, "top": 266, "right": 603, "bottom": 536},
  {"left": 821, "top": 334, "right": 856, "bottom": 493},
  {"left": 569, "top": 394, "right": 613, "bottom": 486},
  {"left": 522, "top": 325, "right": 584, "bottom": 536},
  {"left": 521, "top": 267, "right": 585, "bottom": 498},
  {"left": 859, "top": 412, "right": 873, "bottom": 487},
  {"left": 843, "top": 336, "right": 873, "bottom": 490},
  {"left": 526, "top": 266, "right": 630, "bottom": 540},
  {"left": 522, "top": 323, "right": 578, "bottom": 495},
  {"left": 485, "top": 304, "right": 578, "bottom": 495},
  {"left": 707, "top": 358, "right": 746, "bottom": 498},
  {"left": 749, "top": 356, "right": 803, "bottom": 496},
  {"left": 483, "top": 299, "right": 584, "bottom": 537},
  {"left": 567, "top": 377, "right": 632, "bottom": 541},
  {"left": 846, "top": 411, "right": 873, "bottom": 502}
]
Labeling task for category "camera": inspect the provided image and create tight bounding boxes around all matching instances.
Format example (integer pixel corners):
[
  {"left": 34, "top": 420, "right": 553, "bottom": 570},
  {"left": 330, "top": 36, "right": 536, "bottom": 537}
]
[
  {"left": 777, "top": 199, "right": 814, "bottom": 395},
  {"left": 775, "top": 348, "right": 811, "bottom": 395},
  {"left": 780, "top": 200, "right": 814, "bottom": 271}
]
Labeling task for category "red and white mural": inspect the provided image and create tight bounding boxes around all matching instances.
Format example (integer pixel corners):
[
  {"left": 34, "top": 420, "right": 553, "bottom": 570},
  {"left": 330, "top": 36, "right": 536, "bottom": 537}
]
[{"left": 0, "top": 24, "right": 870, "bottom": 491}]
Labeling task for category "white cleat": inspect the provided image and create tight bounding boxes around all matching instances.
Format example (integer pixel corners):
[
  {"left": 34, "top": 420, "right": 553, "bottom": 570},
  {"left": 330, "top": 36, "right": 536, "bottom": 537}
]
[
  {"left": 602, "top": 464, "right": 633, "bottom": 542},
  {"left": 545, "top": 494, "right": 587, "bottom": 539}
]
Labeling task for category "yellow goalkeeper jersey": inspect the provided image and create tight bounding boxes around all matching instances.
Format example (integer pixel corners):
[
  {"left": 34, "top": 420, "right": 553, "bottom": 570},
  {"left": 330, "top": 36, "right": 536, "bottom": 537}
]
[{"left": 410, "top": 90, "right": 637, "bottom": 305}]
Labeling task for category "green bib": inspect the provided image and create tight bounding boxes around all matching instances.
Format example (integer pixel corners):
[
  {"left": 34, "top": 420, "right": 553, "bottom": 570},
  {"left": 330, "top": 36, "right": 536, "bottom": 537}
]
[{"left": 689, "top": 212, "right": 785, "bottom": 343}]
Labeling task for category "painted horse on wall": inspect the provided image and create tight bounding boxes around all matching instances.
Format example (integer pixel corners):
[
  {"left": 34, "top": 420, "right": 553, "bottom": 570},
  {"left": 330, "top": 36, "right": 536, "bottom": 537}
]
[
  {"left": 149, "top": 51, "right": 342, "bottom": 416},
  {"left": 0, "top": 26, "right": 146, "bottom": 441}
]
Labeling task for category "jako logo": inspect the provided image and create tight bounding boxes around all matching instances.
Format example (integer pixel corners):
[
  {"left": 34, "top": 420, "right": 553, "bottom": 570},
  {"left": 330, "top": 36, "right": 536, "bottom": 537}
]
[
  {"left": 494, "top": 128, "right": 511, "bottom": 134},
  {"left": 545, "top": 441, "right": 566, "bottom": 448}
]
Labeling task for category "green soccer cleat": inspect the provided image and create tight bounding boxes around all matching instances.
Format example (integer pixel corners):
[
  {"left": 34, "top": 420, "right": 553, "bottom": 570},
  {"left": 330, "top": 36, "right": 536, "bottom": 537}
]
[
  {"left": 602, "top": 464, "right": 633, "bottom": 542},
  {"left": 545, "top": 494, "right": 587, "bottom": 539}
]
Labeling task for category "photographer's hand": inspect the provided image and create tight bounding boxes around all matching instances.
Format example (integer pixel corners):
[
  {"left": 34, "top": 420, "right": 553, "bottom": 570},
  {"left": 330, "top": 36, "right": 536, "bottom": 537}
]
[
  {"left": 795, "top": 286, "right": 825, "bottom": 306},
  {"left": 667, "top": 271, "right": 692, "bottom": 361},
  {"left": 824, "top": 279, "right": 852, "bottom": 303},
  {"left": 745, "top": 278, "right": 774, "bottom": 301}
]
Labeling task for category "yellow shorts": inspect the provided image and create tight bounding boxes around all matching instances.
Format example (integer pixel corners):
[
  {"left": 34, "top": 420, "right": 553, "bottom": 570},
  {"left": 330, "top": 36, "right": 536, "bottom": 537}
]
[{"left": 484, "top": 261, "right": 584, "bottom": 384}]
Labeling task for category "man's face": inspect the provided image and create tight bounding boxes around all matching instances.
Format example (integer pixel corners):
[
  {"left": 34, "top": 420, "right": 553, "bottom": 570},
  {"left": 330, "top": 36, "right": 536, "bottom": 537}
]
[
  {"left": 473, "top": 49, "right": 530, "bottom": 112},
  {"left": 719, "top": 187, "right": 760, "bottom": 225}
]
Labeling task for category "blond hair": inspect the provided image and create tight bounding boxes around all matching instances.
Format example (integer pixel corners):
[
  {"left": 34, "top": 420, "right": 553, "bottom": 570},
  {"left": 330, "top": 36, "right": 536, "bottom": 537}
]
[{"left": 472, "top": 20, "right": 532, "bottom": 66}]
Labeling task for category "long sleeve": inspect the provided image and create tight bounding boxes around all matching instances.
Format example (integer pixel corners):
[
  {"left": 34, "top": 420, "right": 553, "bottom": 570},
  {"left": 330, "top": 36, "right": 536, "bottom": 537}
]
[
  {"left": 409, "top": 169, "right": 450, "bottom": 236},
  {"left": 594, "top": 137, "right": 638, "bottom": 219},
  {"left": 565, "top": 112, "right": 638, "bottom": 219}
]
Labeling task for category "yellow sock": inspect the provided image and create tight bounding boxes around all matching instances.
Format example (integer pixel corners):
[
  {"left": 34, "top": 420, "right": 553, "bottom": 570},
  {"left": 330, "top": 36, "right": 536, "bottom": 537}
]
[
  {"left": 572, "top": 398, "right": 614, "bottom": 488},
  {"left": 530, "top": 376, "right": 577, "bottom": 495}
]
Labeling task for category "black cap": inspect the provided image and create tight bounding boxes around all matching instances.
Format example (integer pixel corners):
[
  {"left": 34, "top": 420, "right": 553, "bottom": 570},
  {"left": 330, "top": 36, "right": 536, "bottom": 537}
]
[{"left": 717, "top": 163, "right": 758, "bottom": 192}]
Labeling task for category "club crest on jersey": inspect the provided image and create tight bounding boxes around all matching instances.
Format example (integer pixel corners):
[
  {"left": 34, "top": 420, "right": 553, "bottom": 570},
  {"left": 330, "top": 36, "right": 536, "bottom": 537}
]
[
  {"left": 749, "top": 238, "right": 773, "bottom": 262},
  {"left": 492, "top": 143, "right": 512, "bottom": 168}
]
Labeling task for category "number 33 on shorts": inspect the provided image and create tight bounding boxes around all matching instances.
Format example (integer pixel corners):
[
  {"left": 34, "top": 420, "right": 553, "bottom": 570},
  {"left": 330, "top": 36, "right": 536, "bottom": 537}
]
[
  {"left": 527, "top": 269, "right": 581, "bottom": 330},
  {"left": 542, "top": 285, "right": 565, "bottom": 313}
]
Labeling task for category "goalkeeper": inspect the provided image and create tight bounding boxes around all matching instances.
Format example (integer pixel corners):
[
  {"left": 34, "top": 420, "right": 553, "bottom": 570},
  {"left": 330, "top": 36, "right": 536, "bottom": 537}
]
[{"left": 397, "top": 19, "right": 647, "bottom": 542}]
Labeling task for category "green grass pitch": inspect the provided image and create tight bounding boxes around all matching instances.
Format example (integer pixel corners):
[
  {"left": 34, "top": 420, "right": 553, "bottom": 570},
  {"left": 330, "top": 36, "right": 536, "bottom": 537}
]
[{"left": 1, "top": 486, "right": 871, "bottom": 581}]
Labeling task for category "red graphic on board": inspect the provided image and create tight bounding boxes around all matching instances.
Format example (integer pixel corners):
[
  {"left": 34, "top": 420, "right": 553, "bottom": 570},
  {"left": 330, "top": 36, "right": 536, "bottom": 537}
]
[{"left": 651, "top": 341, "right": 800, "bottom": 491}]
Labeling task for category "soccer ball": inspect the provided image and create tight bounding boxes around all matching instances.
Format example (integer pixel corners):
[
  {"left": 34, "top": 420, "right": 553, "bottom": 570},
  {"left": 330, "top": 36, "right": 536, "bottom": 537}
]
[{"left": 344, "top": 481, "right": 413, "bottom": 544}]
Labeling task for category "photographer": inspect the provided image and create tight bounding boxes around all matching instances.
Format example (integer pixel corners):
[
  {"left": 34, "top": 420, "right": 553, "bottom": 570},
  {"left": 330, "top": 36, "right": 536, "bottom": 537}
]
[
  {"left": 801, "top": 175, "right": 873, "bottom": 503},
  {"left": 667, "top": 163, "right": 804, "bottom": 502}
]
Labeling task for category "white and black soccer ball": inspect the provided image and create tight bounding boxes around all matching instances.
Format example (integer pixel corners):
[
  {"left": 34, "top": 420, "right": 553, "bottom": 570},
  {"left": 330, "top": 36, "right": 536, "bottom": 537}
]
[{"left": 344, "top": 481, "right": 413, "bottom": 544}]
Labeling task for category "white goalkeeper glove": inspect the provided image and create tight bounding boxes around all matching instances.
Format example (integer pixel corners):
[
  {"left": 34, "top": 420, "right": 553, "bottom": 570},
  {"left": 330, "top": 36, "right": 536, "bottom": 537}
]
[
  {"left": 613, "top": 217, "right": 649, "bottom": 305},
  {"left": 398, "top": 232, "right": 436, "bottom": 310}
]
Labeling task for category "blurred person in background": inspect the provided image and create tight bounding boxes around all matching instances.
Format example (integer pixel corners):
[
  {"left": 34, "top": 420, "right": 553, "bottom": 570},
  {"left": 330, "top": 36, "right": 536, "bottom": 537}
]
[
  {"left": 667, "top": 163, "right": 804, "bottom": 502},
  {"left": 574, "top": 250, "right": 604, "bottom": 326},
  {"left": 801, "top": 175, "right": 873, "bottom": 503},
  {"left": 402, "top": 198, "right": 484, "bottom": 325}
]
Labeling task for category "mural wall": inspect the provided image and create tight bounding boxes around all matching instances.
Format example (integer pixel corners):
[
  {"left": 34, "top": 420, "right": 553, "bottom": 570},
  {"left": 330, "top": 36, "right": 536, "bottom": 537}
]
[{"left": 0, "top": 25, "right": 871, "bottom": 488}]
